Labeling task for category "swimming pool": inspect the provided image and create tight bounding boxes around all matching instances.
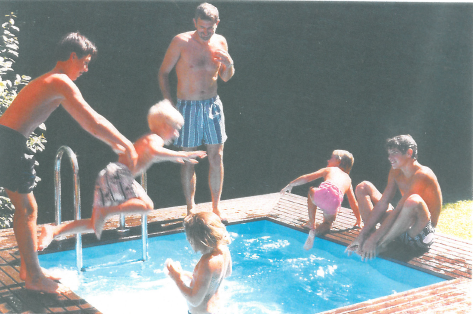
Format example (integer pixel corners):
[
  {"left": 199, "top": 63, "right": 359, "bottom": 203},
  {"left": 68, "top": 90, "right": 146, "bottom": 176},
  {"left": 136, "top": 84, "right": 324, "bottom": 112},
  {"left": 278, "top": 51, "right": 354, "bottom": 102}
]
[{"left": 39, "top": 220, "right": 445, "bottom": 314}]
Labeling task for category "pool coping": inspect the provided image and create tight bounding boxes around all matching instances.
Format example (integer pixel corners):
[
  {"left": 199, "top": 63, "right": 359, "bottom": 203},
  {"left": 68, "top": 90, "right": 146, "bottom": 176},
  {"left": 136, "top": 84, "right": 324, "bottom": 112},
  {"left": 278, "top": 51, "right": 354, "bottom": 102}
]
[{"left": 0, "top": 192, "right": 471, "bottom": 313}]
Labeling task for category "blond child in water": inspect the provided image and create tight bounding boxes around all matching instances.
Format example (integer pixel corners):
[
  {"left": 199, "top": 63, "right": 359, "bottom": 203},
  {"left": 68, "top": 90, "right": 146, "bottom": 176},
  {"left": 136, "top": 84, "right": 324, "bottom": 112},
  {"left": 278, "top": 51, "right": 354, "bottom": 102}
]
[
  {"left": 38, "top": 99, "right": 207, "bottom": 249},
  {"left": 281, "top": 150, "right": 361, "bottom": 249},
  {"left": 166, "top": 212, "right": 232, "bottom": 314}
]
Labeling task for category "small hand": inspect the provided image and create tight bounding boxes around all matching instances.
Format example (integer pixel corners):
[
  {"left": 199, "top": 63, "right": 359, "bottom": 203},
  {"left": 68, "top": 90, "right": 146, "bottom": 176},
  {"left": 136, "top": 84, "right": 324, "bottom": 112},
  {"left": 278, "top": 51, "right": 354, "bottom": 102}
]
[
  {"left": 354, "top": 218, "right": 362, "bottom": 228},
  {"left": 280, "top": 184, "right": 293, "bottom": 195}
]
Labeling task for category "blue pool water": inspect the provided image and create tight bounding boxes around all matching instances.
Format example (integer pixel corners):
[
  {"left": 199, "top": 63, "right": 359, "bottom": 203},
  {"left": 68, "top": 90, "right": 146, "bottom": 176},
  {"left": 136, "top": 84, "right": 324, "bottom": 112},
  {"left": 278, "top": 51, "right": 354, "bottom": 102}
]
[{"left": 39, "top": 220, "right": 445, "bottom": 314}]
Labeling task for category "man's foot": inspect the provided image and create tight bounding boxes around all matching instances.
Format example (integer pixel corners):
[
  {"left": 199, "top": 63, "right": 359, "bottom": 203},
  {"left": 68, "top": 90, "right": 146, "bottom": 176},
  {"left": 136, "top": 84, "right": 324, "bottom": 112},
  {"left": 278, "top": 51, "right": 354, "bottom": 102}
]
[
  {"left": 38, "top": 225, "right": 56, "bottom": 251},
  {"left": 301, "top": 222, "right": 316, "bottom": 230},
  {"left": 20, "top": 266, "right": 61, "bottom": 282},
  {"left": 92, "top": 207, "right": 107, "bottom": 240},
  {"left": 25, "top": 274, "right": 70, "bottom": 295},
  {"left": 213, "top": 208, "right": 228, "bottom": 224}
]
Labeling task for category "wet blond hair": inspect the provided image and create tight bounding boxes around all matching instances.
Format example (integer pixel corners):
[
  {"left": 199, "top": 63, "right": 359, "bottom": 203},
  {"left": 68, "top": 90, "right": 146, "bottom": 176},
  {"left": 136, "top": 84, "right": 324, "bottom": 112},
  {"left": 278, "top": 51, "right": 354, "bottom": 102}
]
[
  {"left": 332, "top": 150, "right": 354, "bottom": 174},
  {"left": 147, "top": 99, "right": 184, "bottom": 132},
  {"left": 184, "top": 212, "right": 230, "bottom": 252}
]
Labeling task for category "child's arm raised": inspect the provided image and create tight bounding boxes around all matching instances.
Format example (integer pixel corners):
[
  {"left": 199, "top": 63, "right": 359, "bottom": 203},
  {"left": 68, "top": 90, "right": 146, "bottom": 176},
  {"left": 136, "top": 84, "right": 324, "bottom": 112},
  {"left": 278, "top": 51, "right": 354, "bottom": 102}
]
[
  {"left": 148, "top": 135, "right": 207, "bottom": 164},
  {"left": 281, "top": 168, "right": 327, "bottom": 194}
]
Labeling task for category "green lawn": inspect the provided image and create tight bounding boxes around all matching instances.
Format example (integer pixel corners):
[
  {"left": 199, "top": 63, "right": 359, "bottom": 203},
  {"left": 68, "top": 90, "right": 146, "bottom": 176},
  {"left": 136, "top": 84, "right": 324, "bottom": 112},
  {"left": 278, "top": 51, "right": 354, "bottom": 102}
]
[{"left": 436, "top": 200, "right": 472, "bottom": 241}]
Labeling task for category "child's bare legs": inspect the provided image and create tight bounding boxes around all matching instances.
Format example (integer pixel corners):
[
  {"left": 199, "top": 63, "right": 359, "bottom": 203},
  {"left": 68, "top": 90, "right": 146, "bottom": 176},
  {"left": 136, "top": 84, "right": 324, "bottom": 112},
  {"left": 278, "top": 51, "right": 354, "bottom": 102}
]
[
  {"left": 92, "top": 195, "right": 154, "bottom": 239},
  {"left": 8, "top": 190, "right": 69, "bottom": 294},
  {"left": 302, "top": 188, "right": 318, "bottom": 229},
  {"left": 38, "top": 219, "right": 93, "bottom": 251},
  {"left": 314, "top": 213, "right": 336, "bottom": 235}
]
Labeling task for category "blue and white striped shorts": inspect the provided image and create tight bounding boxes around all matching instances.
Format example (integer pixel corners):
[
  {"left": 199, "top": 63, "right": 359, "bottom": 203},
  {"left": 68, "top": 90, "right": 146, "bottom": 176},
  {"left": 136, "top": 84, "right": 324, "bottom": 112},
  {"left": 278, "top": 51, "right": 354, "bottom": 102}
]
[{"left": 174, "top": 96, "right": 227, "bottom": 148}]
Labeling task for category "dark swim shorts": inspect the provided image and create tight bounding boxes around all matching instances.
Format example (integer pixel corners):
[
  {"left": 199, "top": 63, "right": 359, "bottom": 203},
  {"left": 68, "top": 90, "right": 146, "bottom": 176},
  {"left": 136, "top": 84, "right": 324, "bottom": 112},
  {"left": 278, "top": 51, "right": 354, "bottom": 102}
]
[
  {"left": 399, "top": 220, "right": 436, "bottom": 252},
  {"left": 0, "top": 125, "right": 37, "bottom": 193}
]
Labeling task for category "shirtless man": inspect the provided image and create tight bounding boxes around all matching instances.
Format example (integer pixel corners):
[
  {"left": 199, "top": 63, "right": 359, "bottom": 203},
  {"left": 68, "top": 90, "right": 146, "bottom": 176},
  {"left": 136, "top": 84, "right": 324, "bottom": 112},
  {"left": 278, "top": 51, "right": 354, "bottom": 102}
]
[
  {"left": 346, "top": 135, "right": 442, "bottom": 261},
  {"left": 0, "top": 32, "right": 138, "bottom": 294},
  {"left": 158, "top": 3, "right": 234, "bottom": 220}
]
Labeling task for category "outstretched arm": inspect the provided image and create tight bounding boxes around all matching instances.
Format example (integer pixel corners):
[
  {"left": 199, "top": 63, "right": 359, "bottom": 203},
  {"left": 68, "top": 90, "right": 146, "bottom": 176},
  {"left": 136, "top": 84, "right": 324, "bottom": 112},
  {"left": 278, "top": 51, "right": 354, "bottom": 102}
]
[
  {"left": 346, "top": 171, "right": 396, "bottom": 256},
  {"left": 281, "top": 168, "right": 327, "bottom": 194},
  {"left": 57, "top": 76, "right": 138, "bottom": 168}
]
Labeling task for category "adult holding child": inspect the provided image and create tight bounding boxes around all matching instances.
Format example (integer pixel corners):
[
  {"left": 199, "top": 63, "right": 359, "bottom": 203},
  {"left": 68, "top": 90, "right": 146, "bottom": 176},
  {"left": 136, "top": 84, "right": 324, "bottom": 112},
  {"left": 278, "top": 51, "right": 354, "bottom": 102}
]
[
  {"left": 0, "top": 32, "right": 137, "bottom": 294},
  {"left": 158, "top": 2, "right": 234, "bottom": 221}
]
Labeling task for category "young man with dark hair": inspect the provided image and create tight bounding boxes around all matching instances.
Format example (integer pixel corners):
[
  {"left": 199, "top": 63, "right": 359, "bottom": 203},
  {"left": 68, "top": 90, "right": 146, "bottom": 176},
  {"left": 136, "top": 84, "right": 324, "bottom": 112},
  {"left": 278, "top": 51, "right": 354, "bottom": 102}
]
[
  {"left": 346, "top": 135, "right": 442, "bottom": 260},
  {"left": 0, "top": 32, "right": 137, "bottom": 294}
]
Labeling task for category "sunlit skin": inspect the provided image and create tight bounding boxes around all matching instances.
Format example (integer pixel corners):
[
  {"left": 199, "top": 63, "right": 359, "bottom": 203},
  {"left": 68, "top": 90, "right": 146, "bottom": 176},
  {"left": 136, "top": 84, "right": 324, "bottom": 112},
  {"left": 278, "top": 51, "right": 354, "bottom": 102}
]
[
  {"left": 345, "top": 148, "right": 442, "bottom": 261},
  {"left": 0, "top": 51, "right": 139, "bottom": 294},
  {"left": 281, "top": 153, "right": 361, "bottom": 239},
  {"left": 38, "top": 106, "right": 207, "bottom": 248},
  {"left": 158, "top": 13, "right": 234, "bottom": 219}
]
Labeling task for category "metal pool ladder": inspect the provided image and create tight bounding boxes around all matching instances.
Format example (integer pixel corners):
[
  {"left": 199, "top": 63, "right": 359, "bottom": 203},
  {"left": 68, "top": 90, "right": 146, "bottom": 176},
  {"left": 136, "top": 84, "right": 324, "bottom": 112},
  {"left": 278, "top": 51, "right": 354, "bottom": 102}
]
[{"left": 54, "top": 146, "right": 148, "bottom": 271}]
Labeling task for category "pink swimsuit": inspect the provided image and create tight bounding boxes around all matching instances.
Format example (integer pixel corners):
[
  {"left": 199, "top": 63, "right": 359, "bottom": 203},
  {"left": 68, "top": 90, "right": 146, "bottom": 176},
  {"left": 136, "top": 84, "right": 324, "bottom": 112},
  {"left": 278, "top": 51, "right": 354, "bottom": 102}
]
[{"left": 309, "top": 181, "right": 344, "bottom": 216}]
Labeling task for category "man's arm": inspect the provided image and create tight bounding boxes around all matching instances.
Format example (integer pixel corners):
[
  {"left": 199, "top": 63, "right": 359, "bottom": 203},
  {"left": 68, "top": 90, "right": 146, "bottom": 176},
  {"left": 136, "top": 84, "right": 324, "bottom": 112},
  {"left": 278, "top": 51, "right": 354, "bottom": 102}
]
[
  {"left": 345, "top": 170, "right": 397, "bottom": 255},
  {"left": 158, "top": 36, "right": 181, "bottom": 106},
  {"left": 214, "top": 37, "right": 234, "bottom": 82},
  {"left": 56, "top": 76, "right": 138, "bottom": 167}
]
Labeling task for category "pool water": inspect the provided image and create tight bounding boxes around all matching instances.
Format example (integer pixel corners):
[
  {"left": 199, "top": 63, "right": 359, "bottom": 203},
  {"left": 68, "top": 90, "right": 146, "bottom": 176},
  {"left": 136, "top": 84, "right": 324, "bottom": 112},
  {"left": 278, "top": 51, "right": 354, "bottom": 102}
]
[{"left": 39, "top": 220, "right": 445, "bottom": 314}]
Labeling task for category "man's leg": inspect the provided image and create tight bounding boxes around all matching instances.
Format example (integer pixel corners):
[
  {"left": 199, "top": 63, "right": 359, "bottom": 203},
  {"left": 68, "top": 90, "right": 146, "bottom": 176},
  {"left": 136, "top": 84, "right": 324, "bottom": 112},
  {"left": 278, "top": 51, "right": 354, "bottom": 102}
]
[
  {"left": 180, "top": 147, "right": 198, "bottom": 215},
  {"left": 8, "top": 190, "right": 68, "bottom": 294},
  {"left": 378, "top": 194, "right": 431, "bottom": 252},
  {"left": 355, "top": 181, "right": 383, "bottom": 223},
  {"left": 206, "top": 144, "right": 224, "bottom": 219}
]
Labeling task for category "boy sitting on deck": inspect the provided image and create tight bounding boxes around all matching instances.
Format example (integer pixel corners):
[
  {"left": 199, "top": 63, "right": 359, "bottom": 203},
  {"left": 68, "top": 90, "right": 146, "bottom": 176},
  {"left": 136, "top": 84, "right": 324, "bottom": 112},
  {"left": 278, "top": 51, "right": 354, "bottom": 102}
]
[
  {"left": 38, "top": 99, "right": 207, "bottom": 248},
  {"left": 166, "top": 212, "right": 232, "bottom": 314},
  {"left": 281, "top": 150, "right": 361, "bottom": 250}
]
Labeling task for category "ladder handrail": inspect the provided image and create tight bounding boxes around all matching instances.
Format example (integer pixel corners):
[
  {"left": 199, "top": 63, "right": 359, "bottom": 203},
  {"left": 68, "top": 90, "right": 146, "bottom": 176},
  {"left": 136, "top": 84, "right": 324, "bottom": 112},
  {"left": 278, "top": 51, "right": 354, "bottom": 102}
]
[
  {"left": 54, "top": 145, "right": 148, "bottom": 270},
  {"left": 54, "top": 145, "right": 82, "bottom": 271}
]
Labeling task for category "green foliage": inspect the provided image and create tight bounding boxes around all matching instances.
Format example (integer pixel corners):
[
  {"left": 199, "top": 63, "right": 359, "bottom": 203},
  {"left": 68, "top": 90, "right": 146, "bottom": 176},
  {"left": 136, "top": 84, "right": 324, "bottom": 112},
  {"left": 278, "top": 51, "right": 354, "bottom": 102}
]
[{"left": 0, "top": 12, "right": 47, "bottom": 228}]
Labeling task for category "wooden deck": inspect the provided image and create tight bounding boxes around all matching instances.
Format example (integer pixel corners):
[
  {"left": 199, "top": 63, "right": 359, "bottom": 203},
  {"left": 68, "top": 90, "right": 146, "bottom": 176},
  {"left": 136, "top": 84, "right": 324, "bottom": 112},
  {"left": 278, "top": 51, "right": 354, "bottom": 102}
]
[{"left": 0, "top": 192, "right": 471, "bottom": 313}]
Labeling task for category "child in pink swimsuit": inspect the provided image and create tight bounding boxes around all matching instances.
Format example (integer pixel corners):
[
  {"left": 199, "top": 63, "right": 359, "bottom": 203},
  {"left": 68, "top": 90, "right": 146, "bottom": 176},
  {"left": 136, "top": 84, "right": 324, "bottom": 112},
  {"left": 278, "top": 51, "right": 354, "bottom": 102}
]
[{"left": 281, "top": 150, "right": 361, "bottom": 249}]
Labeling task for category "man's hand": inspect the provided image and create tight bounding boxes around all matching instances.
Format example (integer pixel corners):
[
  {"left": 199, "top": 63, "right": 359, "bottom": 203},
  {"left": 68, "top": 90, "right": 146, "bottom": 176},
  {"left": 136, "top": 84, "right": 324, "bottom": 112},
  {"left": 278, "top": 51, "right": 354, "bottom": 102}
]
[
  {"left": 212, "top": 48, "right": 233, "bottom": 67},
  {"left": 359, "top": 236, "right": 378, "bottom": 261}
]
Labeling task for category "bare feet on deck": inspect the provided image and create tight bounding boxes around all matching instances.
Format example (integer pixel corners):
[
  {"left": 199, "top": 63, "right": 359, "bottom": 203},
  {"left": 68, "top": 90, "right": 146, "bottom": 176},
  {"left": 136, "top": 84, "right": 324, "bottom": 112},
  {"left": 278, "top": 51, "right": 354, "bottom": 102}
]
[
  {"left": 20, "top": 266, "right": 62, "bottom": 282},
  {"left": 25, "top": 274, "right": 69, "bottom": 295},
  {"left": 92, "top": 207, "right": 107, "bottom": 240},
  {"left": 301, "top": 222, "right": 316, "bottom": 230},
  {"left": 213, "top": 208, "right": 228, "bottom": 223},
  {"left": 38, "top": 225, "right": 55, "bottom": 251}
]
